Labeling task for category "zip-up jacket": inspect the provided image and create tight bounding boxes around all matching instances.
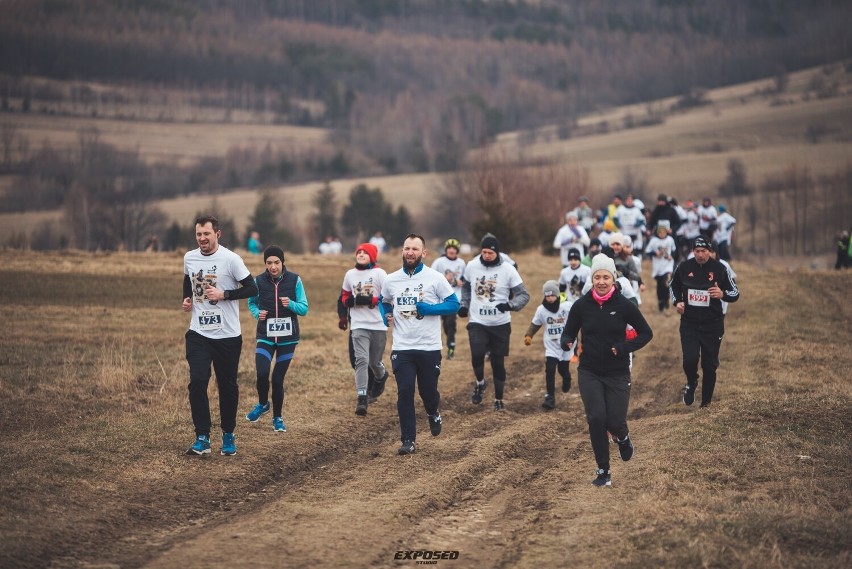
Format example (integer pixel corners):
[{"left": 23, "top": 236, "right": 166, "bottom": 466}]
[
  {"left": 560, "top": 289, "right": 653, "bottom": 377},
  {"left": 248, "top": 270, "right": 308, "bottom": 344},
  {"left": 669, "top": 257, "right": 738, "bottom": 325}
]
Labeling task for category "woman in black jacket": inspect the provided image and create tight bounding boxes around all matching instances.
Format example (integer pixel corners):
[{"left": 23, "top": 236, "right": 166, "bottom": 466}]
[{"left": 560, "top": 254, "right": 653, "bottom": 487}]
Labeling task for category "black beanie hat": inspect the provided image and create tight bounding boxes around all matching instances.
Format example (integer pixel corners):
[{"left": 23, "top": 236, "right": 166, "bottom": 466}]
[
  {"left": 263, "top": 245, "right": 285, "bottom": 263},
  {"left": 480, "top": 235, "right": 500, "bottom": 254}
]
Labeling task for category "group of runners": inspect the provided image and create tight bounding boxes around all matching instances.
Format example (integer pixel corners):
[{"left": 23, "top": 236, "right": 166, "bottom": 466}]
[{"left": 181, "top": 200, "right": 739, "bottom": 486}]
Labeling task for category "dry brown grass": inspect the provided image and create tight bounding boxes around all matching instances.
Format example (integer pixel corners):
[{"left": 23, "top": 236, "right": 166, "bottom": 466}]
[{"left": 0, "top": 248, "right": 850, "bottom": 568}]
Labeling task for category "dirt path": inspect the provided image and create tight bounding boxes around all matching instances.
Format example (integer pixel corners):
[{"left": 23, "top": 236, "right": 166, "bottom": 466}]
[{"left": 131, "top": 307, "right": 683, "bottom": 569}]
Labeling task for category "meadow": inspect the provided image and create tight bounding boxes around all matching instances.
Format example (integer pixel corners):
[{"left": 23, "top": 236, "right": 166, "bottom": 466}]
[{"left": 1, "top": 248, "right": 850, "bottom": 568}]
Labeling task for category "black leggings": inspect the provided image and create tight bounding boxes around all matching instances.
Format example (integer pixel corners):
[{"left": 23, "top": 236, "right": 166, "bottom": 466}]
[
  {"left": 441, "top": 313, "right": 458, "bottom": 347},
  {"left": 578, "top": 369, "right": 631, "bottom": 471},
  {"left": 255, "top": 342, "right": 296, "bottom": 417},
  {"left": 545, "top": 357, "right": 570, "bottom": 396},
  {"left": 680, "top": 322, "right": 724, "bottom": 406},
  {"left": 655, "top": 274, "right": 671, "bottom": 311},
  {"left": 185, "top": 331, "right": 242, "bottom": 437}
]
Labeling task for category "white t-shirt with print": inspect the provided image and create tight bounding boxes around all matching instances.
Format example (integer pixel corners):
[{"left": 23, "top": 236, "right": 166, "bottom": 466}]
[
  {"left": 430, "top": 256, "right": 466, "bottom": 298},
  {"left": 381, "top": 265, "right": 455, "bottom": 352},
  {"left": 342, "top": 266, "right": 387, "bottom": 331},
  {"left": 464, "top": 260, "right": 523, "bottom": 327},
  {"left": 532, "top": 301, "right": 575, "bottom": 360},
  {"left": 184, "top": 245, "right": 251, "bottom": 339},
  {"left": 558, "top": 264, "right": 592, "bottom": 301},
  {"left": 644, "top": 235, "right": 677, "bottom": 277}
]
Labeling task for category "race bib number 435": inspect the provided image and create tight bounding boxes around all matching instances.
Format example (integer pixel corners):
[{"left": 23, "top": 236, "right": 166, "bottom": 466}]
[{"left": 687, "top": 288, "right": 710, "bottom": 307}]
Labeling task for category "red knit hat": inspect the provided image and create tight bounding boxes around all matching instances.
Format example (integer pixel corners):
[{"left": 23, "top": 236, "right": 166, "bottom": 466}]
[{"left": 356, "top": 243, "right": 378, "bottom": 264}]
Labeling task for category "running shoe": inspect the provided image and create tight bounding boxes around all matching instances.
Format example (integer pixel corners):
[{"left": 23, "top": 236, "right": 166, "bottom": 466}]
[
  {"left": 592, "top": 468, "right": 611, "bottom": 487},
  {"left": 561, "top": 374, "right": 572, "bottom": 393},
  {"left": 447, "top": 347, "right": 455, "bottom": 360},
  {"left": 471, "top": 380, "right": 487, "bottom": 405},
  {"left": 428, "top": 412, "right": 442, "bottom": 436},
  {"left": 355, "top": 395, "right": 368, "bottom": 416},
  {"left": 617, "top": 435, "right": 634, "bottom": 461},
  {"left": 272, "top": 416, "right": 286, "bottom": 432},
  {"left": 246, "top": 401, "right": 270, "bottom": 423},
  {"left": 683, "top": 384, "right": 696, "bottom": 406},
  {"left": 220, "top": 432, "right": 237, "bottom": 456},
  {"left": 398, "top": 440, "right": 416, "bottom": 455},
  {"left": 185, "top": 434, "right": 211, "bottom": 456},
  {"left": 370, "top": 371, "right": 388, "bottom": 399},
  {"left": 542, "top": 394, "right": 555, "bottom": 410},
  {"left": 493, "top": 399, "right": 505, "bottom": 412}
]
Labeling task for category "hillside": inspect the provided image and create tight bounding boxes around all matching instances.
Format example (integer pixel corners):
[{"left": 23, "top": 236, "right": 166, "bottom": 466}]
[{"left": 0, "top": 249, "right": 849, "bottom": 568}]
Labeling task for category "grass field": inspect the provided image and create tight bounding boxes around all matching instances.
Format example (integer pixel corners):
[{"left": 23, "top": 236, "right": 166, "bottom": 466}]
[
  {"left": 1, "top": 63, "right": 851, "bottom": 247},
  {"left": 1, "top": 248, "right": 850, "bottom": 568}
]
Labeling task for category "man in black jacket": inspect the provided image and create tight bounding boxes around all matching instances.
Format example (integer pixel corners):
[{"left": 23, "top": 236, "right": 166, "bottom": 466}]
[{"left": 669, "top": 237, "right": 740, "bottom": 408}]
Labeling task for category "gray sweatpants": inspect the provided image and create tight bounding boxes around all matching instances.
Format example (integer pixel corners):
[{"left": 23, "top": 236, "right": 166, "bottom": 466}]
[
  {"left": 351, "top": 328, "right": 388, "bottom": 392},
  {"left": 578, "top": 368, "right": 631, "bottom": 470}
]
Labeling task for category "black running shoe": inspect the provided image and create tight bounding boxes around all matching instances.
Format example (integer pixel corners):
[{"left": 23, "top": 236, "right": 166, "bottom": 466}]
[
  {"left": 355, "top": 395, "right": 368, "bottom": 416},
  {"left": 683, "top": 384, "right": 696, "bottom": 406},
  {"left": 542, "top": 394, "right": 556, "bottom": 410},
  {"left": 493, "top": 399, "right": 505, "bottom": 412},
  {"left": 617, "top": 435, "right": 634, "bottom": 461},
  {"left": 471, "top": 380, "right": 486, "bottom": 405},
  {"left": 592, "top": 469, "right": 611, "bottom": 487},
  {"left": 398, "top": 440, "right": 416, "bottom": 455},
  {"left": 428, "top": 413, "right": 442, "bottom": 436},
  {"left": 371, "top": 371, "right": 388, "bottom": 399},
  {"left": 561, "top": 374, "right": 572, "bottom": 393}
]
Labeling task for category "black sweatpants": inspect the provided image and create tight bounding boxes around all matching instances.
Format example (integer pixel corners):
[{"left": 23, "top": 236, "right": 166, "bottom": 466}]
[
  {"left": 680, "top": 320, "right": 724, "bottom": 406},
  {"left": 545, "top": 357, "right": 570, "bottom": 396},
  {"left": 441, "top": 313, "right": 458, "bottom": 348},
  {"left": 392, "top": 350, "right": 442, "bottom": 443},
  {"left": 185, "top": 330, "right": 242, "bottom": 437},
  {"left": 655, "top": 274, "right": 671, "bottom": 312},
  {"left": 578, "top": 368, "right": 631, "bottom": 471},
  {"left": 468, "top": 323, "right": 510, "bottom": 399}
]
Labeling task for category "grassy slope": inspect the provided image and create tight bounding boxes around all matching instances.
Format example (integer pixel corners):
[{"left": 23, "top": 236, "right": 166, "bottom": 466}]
[
  {"left": 0, "top": 249, "right": 849, "bottom": 568},
  {"left": 1, "top": 64, "right": 850, "bottom": 243}
]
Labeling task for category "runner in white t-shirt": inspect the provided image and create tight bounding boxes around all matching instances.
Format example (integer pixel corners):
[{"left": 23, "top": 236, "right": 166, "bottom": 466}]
[
  {"left": 558, "top": 249, "right": 592, "bottom": 301},
  {"left": 341, "top": 242, "right": 389, "bottom": 416},
  {"left": 430, "top": 238, "right": 467, "bottom": 360},
  {"left": 182, "top": 215, "right": 256, "bottom": 457},
  {"left": 524, "top": 280, "right": 576, "bottom": 410},
  {"left": 380, "top": 234, "right": 459, "bottom": 456},
  {"left": 459, "top": 234, "right": 530, "bottom": 411}
]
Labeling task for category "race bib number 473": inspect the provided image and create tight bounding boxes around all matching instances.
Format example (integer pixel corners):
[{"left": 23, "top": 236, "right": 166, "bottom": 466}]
[
  {"left": 198, "top": 309, "right": 224, "bottom": 331},
  {"left": 687, "top": 288, "right": 710, "bottom": 307}
]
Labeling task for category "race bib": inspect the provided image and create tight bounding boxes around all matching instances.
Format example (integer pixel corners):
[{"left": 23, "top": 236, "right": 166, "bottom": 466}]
[
  {"left": 687, "top": 288, "right": 710, "bottom": 307},
  {"left": 198, "top": 308, "right": 224, "bottom": 331},
  {"left": 547, "top": 326, "right": 564, "bottom": 337},
  {"left": 266, "top": 317, "right": 293, "bottom": 338},
  {"left": 478, "top": 306, "right": 499, "bottom": 318}
]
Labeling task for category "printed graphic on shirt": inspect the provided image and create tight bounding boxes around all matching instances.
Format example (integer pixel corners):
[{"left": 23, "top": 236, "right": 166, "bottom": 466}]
[
  {"left": 192, "top": 266, "right": 219, "bottom": 305},
  {"left": 395, "top": 283, "right": 424, "bottom": 320},
  {"left": 443, "top": 269, "right": 461, "bottom": 288},
  {"left": 352, "top": 277, "right": 378, "bottom": 297},
  {"left": 474, "top": 273, "right": 498, "bottom": 303}
]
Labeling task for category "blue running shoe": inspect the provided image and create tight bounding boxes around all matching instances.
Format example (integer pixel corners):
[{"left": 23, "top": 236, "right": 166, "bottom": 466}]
[
  {"left": 185, "top": 434, "right": 211, "bottom": 456},
  {"left": 221, "top": 432, "right": 237, "bottom": 456},
  {"left": 272, "top": 416, "right": 286, "bottom": 432},
  {"left": 246, "top": 401, "right": 270, "bottom": 423}
]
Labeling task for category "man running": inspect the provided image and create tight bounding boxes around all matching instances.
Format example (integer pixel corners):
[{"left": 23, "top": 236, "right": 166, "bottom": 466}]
[
  {"left": 459, "top": 234, "right": 530, "bottom": 410},
  {"left": 431, "top": 238, "right": 467, "bottom": 360},
  {"left": 182, "top": 215, "right": 257, "bottom": 456},
  {"left": 380, "top": 234, "right": 459, "bottom": 455},
  {"left": 669, "top": 236, "right": 740, "bottom": 408}
]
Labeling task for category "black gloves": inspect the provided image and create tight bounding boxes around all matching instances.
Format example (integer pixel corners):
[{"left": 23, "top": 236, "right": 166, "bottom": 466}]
[
  {"left": 496, "top": 302, "right": 511, "bottom": 313},
  {"left": 354, "top": 295, "right": 373, "bottom": 306},
  {"left": 338, "top": 316, "right": 348, "bottom": 331},
  {"left": 457, "top": 306, "right": 469, "bottom": 318},
  {"left": 344, "top": 296, "right": 355, "bottom": 307}
]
